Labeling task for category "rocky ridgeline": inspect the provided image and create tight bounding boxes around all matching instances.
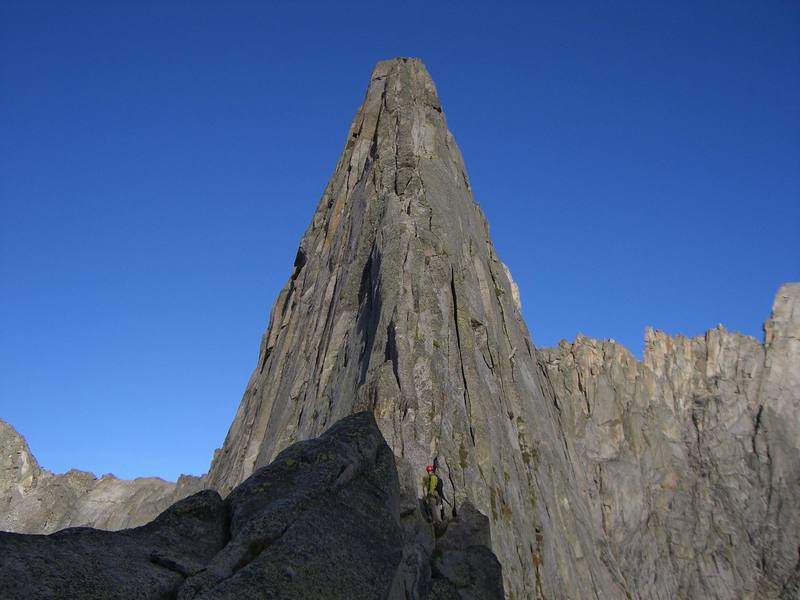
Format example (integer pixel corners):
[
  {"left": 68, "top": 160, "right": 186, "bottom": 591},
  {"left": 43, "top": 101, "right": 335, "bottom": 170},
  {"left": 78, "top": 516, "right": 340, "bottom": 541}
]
[
  {"left": 0, "top": 412, "right": 503, "bottom": 600},
  {"left": 1, "top": 58, "right": 797, "bottom": 599},
  {"left": 0, "top": 418, "right": 204, "bottom": 534},
  {"left": 540, "top": 283, "right": 800, "bottom": 599}
]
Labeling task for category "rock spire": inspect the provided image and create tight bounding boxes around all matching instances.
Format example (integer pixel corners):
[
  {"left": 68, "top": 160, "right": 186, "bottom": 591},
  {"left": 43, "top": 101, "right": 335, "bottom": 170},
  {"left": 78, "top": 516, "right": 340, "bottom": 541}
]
[{"left": 205, "top": 57, "right": 625, "bottom": 598}]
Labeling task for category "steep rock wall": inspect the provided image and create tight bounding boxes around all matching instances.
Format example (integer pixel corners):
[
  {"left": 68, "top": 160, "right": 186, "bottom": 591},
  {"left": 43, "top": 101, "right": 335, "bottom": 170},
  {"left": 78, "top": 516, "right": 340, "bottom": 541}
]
[
  {"left": 204, "top": 58, "right": 626, "bottom": 599},
  {"left": 540, "top": 283, "right": 800, "bottom": 599}
]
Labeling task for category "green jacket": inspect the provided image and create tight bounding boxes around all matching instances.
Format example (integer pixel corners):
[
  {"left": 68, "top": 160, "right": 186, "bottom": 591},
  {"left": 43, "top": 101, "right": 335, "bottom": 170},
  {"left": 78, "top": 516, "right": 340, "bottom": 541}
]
[{"left": 422, "top": 473, "right": 439, "bottom": 498}]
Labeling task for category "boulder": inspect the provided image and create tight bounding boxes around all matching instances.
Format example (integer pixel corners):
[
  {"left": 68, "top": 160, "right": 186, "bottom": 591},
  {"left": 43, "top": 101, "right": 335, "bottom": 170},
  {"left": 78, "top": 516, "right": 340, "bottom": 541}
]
[
  {"left": 430, "top": 501, "right": 504, "bottom": 600},
  {"left": 177, "top": 411, "right": 404, "bottom": 599}
]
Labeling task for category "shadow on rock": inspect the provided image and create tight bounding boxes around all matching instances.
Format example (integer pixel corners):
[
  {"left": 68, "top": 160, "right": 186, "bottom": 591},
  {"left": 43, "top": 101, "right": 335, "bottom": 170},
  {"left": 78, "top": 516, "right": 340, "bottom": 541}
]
[{"left": 0, "top": 411, "right": 503, "bottom": 600}]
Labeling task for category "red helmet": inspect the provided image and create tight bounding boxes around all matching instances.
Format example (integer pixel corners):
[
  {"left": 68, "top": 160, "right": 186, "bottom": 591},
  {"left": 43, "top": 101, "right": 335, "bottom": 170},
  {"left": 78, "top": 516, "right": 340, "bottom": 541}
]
[{"left": 426, "top": 465, "right": 434, "bottom": 473}]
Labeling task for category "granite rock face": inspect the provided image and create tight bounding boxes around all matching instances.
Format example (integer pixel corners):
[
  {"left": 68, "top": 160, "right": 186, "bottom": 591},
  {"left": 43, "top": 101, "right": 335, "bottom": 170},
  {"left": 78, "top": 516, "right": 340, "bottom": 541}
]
[
  {"left": 0, "top": 418, "right": 204, "bottom": 534},
  {"left": 540, "top": 283, "right": 800, "bottom": 599},
  {"left": 0, "top": 411, "right": 503, "bottom": 600},
  {"left": 205, "top": 57, "right": 625, "bottom": 599}
]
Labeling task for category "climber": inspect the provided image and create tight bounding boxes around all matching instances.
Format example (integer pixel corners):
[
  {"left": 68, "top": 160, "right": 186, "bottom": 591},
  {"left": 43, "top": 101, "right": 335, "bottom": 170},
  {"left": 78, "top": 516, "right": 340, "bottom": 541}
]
[{"left": 422, "top": 463, "right": 445, "bottom": 526}]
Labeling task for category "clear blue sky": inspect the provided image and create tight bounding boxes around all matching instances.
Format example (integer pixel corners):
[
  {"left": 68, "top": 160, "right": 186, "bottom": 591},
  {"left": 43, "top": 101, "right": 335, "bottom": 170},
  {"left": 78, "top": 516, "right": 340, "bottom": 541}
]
[{"left": 1, "top": 1, "right": 798, "bottom": 481}]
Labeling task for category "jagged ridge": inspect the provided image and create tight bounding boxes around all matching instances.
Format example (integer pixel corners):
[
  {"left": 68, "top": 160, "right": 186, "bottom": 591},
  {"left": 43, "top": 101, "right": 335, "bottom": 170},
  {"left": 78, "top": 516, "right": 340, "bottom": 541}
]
[
  {"left": 0, "top": 418, "right": 204, "bottom": 534},
  {"left": 541, "top": 283, "right": 800, "bottom": 599}
]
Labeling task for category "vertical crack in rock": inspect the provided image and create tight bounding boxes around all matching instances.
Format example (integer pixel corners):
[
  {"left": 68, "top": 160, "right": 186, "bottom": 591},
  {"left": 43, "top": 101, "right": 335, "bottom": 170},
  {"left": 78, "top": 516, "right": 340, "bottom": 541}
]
[
  {"left": 385, "top": 320, "right": 402, "bottom": 394},
  {"left": 449, "top": 266, "right": 475, "bottom": 446}
]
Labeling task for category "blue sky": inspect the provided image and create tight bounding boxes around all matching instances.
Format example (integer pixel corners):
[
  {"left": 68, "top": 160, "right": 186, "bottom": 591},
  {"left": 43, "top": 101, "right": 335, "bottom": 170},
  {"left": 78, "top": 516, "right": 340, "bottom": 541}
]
[{"left": 1, "top": 1, "right": 798, "bottom": 481}]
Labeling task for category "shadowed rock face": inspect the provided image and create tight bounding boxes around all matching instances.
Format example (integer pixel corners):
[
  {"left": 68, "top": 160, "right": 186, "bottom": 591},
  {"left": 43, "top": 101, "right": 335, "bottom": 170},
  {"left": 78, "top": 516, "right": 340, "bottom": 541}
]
[
  {"left": 541, "top": 283, "right": 800, "bottom": 599},
  {"left": 178, "top": 411, "right": 404, "bottom": 600},
  {"left": 0, "top": 489, "right": 228, "bottom": 600},
  {"left": 204, "top": 57, "right": 626, "bottom": 599},
  {"left": 430, "top": 501, "right": 505, "bottom": 600},
  {"left": 0, "top": 412, "right": 503, "bottom": 600}
]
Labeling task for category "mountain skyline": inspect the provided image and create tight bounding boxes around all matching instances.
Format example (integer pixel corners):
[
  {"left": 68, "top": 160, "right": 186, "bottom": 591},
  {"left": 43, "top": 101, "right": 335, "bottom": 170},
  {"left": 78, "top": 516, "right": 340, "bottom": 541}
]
[{"left": 2, "top": 2, "right": 798, "bottom": 482}]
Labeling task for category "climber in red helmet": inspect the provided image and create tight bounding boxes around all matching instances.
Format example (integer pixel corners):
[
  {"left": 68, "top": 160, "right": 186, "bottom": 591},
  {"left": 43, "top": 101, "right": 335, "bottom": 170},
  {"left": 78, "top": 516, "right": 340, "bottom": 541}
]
[{"left": 422, "top": 462, "right": 444, "bottom": 526}]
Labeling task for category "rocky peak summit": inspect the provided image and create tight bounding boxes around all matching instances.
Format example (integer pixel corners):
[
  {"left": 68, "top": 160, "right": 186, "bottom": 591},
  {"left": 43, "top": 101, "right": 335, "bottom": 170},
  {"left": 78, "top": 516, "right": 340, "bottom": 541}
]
[
  {"left": 205, "top": 56, "right": 625, "bottom": 598},
  {"left": 206, "top": 56, "right": 480, "bottom": 487}
]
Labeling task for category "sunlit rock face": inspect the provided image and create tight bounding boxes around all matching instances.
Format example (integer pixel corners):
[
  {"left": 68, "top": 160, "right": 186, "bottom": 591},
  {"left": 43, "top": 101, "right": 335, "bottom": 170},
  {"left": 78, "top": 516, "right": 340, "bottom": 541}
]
[
  {"left": 541, "top": 283, "right": 800, "bottom": 599},
  {"left": 0, "top": 418, "right": 204, "bottom": 534},
  {"left": 204, "top": 58, "right": 626, "bottom": 598}
]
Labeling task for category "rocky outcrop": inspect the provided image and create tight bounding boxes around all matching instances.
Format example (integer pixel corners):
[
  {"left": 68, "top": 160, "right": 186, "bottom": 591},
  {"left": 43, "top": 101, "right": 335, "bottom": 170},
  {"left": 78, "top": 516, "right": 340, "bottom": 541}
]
[
  {"left": 204, "top": 57, "right": 626, "bottom": 599},
  {"left": 0, "top": 418, "right": 203, "bottom": 534},
  {"left": 0, "top": 489, "right": 228, "bottom": 599},
  {"left": 0, "top": 411, "right": 503, "bottom": 600},
  {"left": 178, "top": 411, "right": 405, "bottom": 600},
  {"left": 540, "top": 283, "right": 800, "bottom": 599},
  {"left": 430, "top": 501, "right": 505, "bottom": 600}
]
